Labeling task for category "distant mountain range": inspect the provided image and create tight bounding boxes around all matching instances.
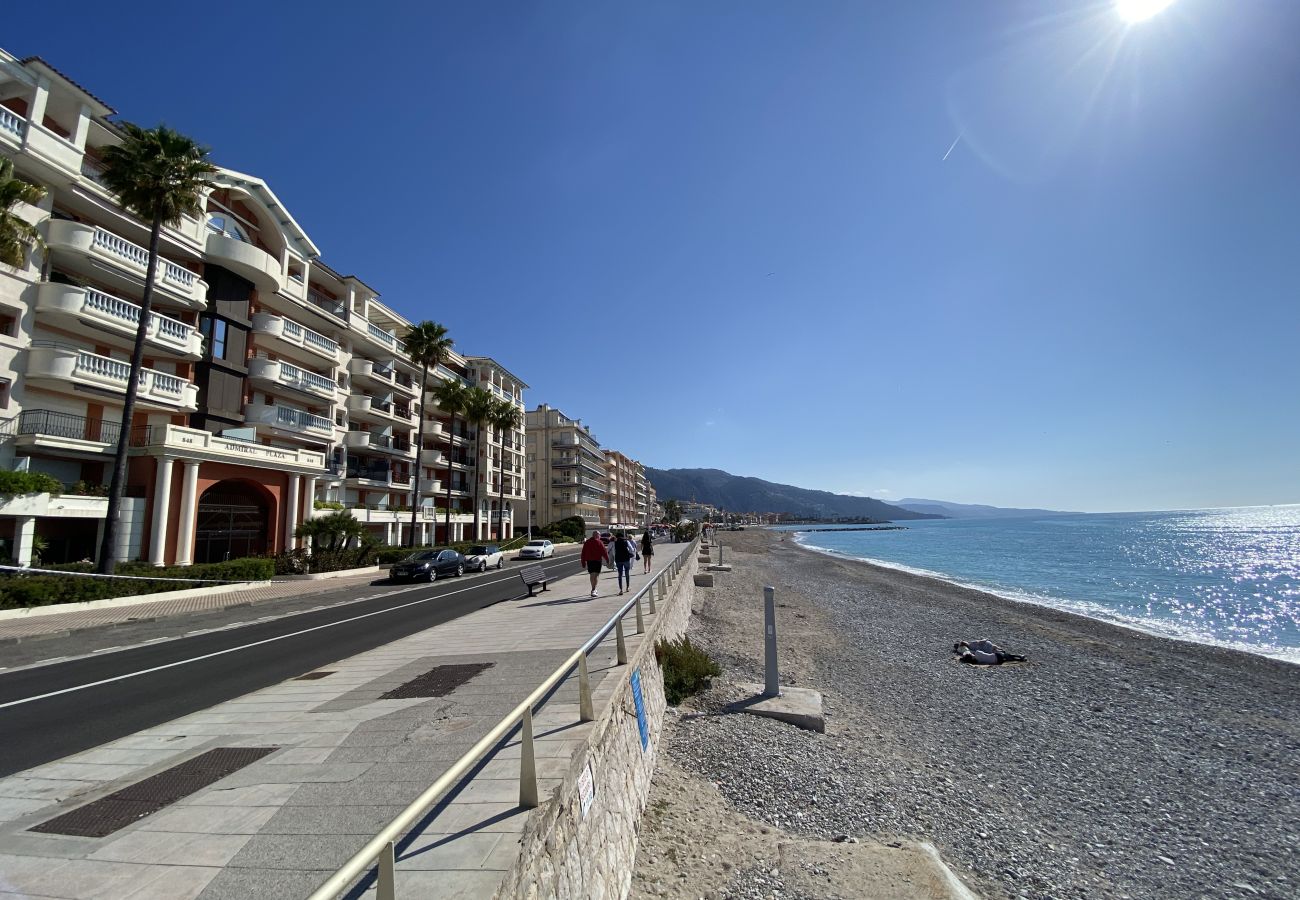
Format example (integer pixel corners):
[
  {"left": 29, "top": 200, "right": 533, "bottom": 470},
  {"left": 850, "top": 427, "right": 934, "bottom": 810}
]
[
  {"left": 894, "top": 498, "right": 1074, "bottom": 519},
  {"left": 644, "top": 468, "right": 939, "bottom": 522}
]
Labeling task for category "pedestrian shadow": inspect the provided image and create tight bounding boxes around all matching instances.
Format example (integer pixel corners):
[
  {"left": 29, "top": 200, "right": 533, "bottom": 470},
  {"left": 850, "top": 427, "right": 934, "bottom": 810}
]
[{"left": 515, "top": 594, "right": 597, "bottom": 608}]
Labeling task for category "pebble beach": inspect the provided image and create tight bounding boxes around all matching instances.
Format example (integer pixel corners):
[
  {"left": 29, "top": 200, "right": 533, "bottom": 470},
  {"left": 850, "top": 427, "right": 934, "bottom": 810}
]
[{"left": 631, "top": 528, "right": 1299, "bottom": 900}]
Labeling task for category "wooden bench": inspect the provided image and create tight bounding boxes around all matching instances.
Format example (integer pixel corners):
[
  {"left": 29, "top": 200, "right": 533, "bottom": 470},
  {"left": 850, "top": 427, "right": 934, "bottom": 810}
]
[{"left": 520, "top": 564, "right": 550, "bottom": 597}]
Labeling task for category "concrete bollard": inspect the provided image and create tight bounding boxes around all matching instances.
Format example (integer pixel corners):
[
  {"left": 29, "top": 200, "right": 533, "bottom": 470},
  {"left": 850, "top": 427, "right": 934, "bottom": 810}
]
[{"left": 764, "top": 585, "right": 778, "bottom": 697}]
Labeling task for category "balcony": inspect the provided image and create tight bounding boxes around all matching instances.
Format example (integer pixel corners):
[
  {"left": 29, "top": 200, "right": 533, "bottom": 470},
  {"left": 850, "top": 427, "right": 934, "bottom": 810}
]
[
  {"left": 36, "top": 282, "right": 203, "bottom": 359},
  {"left": 553, "top": 475, "right": 606, "bottom": 492},
  {"left": 344, "top": 431, "right": 413, "bottom": 456},
  {"left": 354, "top": 318, "right": 406, "bottom": 354},
  {"left": 421, "top": 447, "right": 448, "bottom": 467},
  {"left": 251, "top": 313, "right": 340, "bottom": 362},
  {"left": 26, "top": 344, "right": 198, "bottom": 411},
  {"left": 348, "top": 358, "right": 397, "bottom": 389},
  {"left": 243, "top": 404, "right": 334, "bottom": 439},
  {"left": 204, "top": 231, "right": 281, "bottom": 291},
  {"left": 446, "top": 457, "right": 471, "bottom": 470},
  {"left": 45, "top": 221, "right": 207, "bottom": 308},
  {"left": 247, "top": 358, "right": 337, "bottom": 400},
  {"left": 346, "top": 394, "right": 397, "bottom": 424},
  {"left": 306, "top": 288, "right": 348, "bottom": 322}
]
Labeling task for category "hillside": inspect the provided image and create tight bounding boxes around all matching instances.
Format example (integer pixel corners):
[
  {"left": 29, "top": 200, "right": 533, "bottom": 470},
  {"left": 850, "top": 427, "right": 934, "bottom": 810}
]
[
  {"left": 644, "top": 468, "right": 940, "bottom": 521},
  {"left": 894, "top": 498, "right": 1075, "bottom": 519}
]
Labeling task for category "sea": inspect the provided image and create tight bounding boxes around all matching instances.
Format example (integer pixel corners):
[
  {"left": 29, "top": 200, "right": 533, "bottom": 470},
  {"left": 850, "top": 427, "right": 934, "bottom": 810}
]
[{"left": 777, "top": 505, "right": 1300, "bottom": 664}]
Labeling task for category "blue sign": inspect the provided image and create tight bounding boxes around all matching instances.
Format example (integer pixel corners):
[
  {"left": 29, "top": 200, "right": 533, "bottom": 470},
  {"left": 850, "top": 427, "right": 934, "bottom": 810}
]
[{"left": 630, "top": 668, "right": 648, "bottom": 751}]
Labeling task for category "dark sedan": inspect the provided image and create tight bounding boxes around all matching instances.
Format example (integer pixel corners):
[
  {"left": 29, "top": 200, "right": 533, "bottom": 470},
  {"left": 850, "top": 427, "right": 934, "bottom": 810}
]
[{"left": 390, "top": 548, "right": 465, "bottom": 582}]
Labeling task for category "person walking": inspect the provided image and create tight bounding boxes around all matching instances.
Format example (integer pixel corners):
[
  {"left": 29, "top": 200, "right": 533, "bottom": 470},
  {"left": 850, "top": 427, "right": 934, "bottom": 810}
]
[
  {"left": 640, "top": 529, "right": 654, "bottom": 574},
  {"left": 580, "top": 529, "right": 609, "bottom": 598},
  {"left": 612, "top": 531, "right": 637, "bottom": 595}
]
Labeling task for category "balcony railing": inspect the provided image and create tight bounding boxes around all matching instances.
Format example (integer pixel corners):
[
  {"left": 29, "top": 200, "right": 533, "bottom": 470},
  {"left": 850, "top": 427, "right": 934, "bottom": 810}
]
[
  {"left": 90, "top": 228, "right": 197, "bottom": 291},
  {"left": 367, "top": 322, "right": 396, "bottom": 348},
  {"left": 274, "top": 406, "right": 333, "bottom": 432},
  {"left": 307, "top": 289, "right": 348, "bottom": 321},
  {"left": 277, "top": 360, "right": 335, "bottom": 395},
  {"left": 1, "top": 409, "right": 122, "bottom": 445},
  {"left": 0, "top": 108, "right": 25, "bottom": 138}
]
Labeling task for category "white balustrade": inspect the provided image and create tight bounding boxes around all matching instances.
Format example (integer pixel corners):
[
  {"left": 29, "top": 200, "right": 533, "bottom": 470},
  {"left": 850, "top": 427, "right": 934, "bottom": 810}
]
[{"left": 0, "top": 107, "right": 24, "bottom": 137}]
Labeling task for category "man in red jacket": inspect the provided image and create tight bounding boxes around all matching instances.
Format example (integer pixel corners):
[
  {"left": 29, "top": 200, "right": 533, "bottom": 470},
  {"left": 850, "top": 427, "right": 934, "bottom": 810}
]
[{"left": 580, "top": 530, "right": 610, "bottom": 598}]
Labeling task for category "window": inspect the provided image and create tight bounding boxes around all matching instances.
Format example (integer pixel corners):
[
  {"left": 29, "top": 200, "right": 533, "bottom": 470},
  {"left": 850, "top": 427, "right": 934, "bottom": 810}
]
[
  {"left": 0, "top": 309, "right": 17, "bottom": 338},
  {"left": 205, "top": 213, "right": 250, "bottom": 243},
  {"left": 210, "top": 320, "right": 228, "bottom": 360}
]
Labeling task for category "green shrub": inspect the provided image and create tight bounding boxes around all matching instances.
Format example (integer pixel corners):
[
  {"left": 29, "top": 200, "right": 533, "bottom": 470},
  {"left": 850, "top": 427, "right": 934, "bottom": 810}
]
[
  {"left": 654, "top": 636, "right": 721, "bottom": 705},
  {"left": 538, "top": 515, "right": 587, "bottom": 543},
  {"left": 0, "top": 556, "right": 275, "bottom": 610},
  {"left": 313, "top": 499, "right": 345, "bottom": 510},
  {"left": 0, "top": 470, "right": 63, "bottom": 496}
]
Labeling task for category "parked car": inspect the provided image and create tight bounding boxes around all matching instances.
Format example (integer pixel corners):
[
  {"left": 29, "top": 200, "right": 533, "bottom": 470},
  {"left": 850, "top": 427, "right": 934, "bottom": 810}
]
[
  {"left": 518, "top": 539, "right": 554, "bottom": 559},
  {"left": 465, "top": 544, "right": 504, "bottom": 572},
  {"left": 390, "top": 548, "right": 465, "bottom": 581}
]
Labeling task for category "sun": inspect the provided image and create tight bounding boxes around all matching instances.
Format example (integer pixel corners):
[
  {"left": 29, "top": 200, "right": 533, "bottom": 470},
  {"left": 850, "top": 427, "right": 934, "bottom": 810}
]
[{"left": 1114, "top": 0, "right": 1178, "bottom": 22}]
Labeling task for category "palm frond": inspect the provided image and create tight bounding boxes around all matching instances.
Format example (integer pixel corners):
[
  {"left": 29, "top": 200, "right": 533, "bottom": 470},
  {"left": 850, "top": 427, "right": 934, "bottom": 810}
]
[
  {"left": 100, "top": 123, "right": 218, "bottom": 225},
  {"left": 403, "top": 321, "right": 453, "bottom": 370},
  {"left": 0, "top": 156, "right": 48, "bottom": 267}
]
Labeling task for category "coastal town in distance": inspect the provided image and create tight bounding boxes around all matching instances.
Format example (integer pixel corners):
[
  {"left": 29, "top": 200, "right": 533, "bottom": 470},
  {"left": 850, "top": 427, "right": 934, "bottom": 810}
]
[{"left": 0, "top": 2, "right": 1297, "bottom": 899}]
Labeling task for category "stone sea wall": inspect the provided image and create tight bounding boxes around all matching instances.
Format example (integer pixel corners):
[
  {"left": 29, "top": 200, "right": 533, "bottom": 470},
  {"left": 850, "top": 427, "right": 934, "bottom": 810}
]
[{"left": 496, "top": 542, "right": 700, "bottom": 900}]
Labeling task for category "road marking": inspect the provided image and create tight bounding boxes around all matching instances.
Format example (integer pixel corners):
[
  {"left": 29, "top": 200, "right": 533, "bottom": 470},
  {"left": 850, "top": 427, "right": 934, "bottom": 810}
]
[{"left": 0, "top": 560, "right": 573, "bottom": 711}]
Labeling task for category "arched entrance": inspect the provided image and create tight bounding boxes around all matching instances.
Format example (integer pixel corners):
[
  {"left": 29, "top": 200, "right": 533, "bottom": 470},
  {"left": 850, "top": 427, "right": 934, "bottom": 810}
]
[{"left": 194, "top": 480, "right": 271, "bottom": 563}]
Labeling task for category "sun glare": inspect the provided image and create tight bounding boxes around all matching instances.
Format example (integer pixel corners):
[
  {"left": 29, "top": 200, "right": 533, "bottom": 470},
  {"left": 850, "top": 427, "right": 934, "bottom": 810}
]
[{"left": 1114, "top": 0, "right": 1178, "bottom": 22}]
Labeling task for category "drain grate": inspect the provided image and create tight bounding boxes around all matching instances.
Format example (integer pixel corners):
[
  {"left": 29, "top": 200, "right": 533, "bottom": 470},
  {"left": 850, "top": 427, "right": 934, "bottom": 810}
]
[
  {"left": 381, "top": 662, "right": 494, "bottom": 699},
  {"left": 295, "top": 671, "right": 335, "bottom": 680},
  {"left": 30, "top": 746, "right": 277, "bottom": 838}
]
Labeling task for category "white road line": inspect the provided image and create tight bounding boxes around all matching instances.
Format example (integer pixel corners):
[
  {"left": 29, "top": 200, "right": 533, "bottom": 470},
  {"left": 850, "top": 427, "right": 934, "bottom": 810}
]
[{"left": 0, "top": 563, "right": 559, "bottom": 711}]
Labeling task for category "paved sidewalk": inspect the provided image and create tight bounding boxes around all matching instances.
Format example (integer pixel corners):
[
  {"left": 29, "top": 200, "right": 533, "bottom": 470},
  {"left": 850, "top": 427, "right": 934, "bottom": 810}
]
[{"left": 0, "top": 543, "right": 690, "bottom": 899}]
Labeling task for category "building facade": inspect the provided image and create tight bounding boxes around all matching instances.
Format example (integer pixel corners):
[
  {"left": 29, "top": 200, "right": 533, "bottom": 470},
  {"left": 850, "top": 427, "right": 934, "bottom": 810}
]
[
  {"left": 524, "top": 404, "right": 607, "bottom": 531},
  {"left": 603, "top": 449, "right": 644, "bottom": 529},
  {"left": 0, "top": 50, "right": 524, "bottom": 565}
]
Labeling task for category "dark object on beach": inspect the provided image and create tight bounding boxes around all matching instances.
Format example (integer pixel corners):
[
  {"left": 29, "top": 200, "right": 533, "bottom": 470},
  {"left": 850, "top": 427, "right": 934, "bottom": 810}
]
[{"left": 953, "top": 639, "right": 1027, "bottom": 665}]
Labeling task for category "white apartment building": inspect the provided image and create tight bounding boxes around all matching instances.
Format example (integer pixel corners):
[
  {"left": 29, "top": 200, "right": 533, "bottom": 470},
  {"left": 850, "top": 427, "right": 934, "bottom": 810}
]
[
  {"left": 464, "top": 357, "right": 528, "bottom": 542},
  {"left": 603, "top": 449, "right": 644, "bottom": 529},
  {"left": 524, "top": 404, "right": 607, "bottom": 531},
  {"left": 0, "top": 50, "right": 524, "bottom": 565}
]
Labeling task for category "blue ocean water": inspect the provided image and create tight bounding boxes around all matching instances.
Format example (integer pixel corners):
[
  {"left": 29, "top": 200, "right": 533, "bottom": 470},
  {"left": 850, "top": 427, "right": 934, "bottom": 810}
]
[{"left": 778, "top": 506, "right": 1300, "bottom": 664}]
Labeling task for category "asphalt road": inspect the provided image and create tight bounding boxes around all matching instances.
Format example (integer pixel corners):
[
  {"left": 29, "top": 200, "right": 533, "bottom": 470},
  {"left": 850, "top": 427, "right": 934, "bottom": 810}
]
[{"left": 0, "top": 551, "right": 590, "bottom": 778}]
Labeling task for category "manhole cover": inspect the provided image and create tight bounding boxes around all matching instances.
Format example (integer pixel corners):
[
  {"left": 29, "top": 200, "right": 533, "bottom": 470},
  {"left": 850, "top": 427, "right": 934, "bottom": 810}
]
[
  {"left": 381, "top": 663, "right": 494, "bottom": 699},
  {"left": 30, "top": 747, "right": 277, "bottom": 838}
]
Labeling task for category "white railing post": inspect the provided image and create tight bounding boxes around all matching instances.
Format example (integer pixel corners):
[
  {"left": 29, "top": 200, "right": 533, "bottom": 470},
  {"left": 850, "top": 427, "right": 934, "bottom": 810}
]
[
  {"left": 635, "top": 594, "right": 644, "bottom": 634},
  {"left": 578, "top": 653, "right": 595, "bottom": 722},
  {"left": 519, "top": 708, "right": 539, "bottom": 808},
  {"left": 648, "top": 579, "right": 657, "bottom": 615},
  {"left": 377, "top": 841, "right": 396, "bottom": 900},
  {"left": 615, "top": 616, "right": 627, "bottom": 665}
]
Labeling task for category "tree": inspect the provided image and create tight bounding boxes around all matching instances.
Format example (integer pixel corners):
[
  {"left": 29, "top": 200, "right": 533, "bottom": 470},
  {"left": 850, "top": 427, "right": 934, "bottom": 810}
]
[
  {"left": 665, "top": 499, "right": 682, "bottom": 524},
  {"left": 428, "top": 376, "right": 469, "bottom": 544},
  {"left": 295, "top": 510, "right": 365, "bottom": 552},
  {"left": 402, "top": 321, "right": 453, "bottom": 548},
  {"left": 487, "top": 397, "right": 523, "bottom": 540},
  {"left": 460, "top": 387, "right": 497, "bottom": 543},
  {"left": 0, "top": 157, "right": 46, "bottom": 268},
  {"left": 96, "top": 124, "right": 217, "bottom": 573}
]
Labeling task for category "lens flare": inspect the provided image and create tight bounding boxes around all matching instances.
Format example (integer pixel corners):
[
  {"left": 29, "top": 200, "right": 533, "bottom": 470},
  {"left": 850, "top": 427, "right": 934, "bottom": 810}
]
[{"left": 1114, "top": 0, "right": 1178, "bottom": 22}]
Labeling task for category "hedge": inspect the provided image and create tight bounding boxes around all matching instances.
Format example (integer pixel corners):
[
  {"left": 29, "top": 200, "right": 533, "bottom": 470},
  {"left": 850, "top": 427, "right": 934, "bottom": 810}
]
[
  {"left": 0, "top": 557, "right": 275, "bottom": 610},
  {"left": 0, "top": 470, "right": 63, "bottom": 496}
]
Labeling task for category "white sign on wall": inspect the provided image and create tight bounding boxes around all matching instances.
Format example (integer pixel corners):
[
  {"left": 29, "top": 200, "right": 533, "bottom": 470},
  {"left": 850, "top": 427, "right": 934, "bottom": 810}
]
[{"left": 577, "top": 760, "right": 595, "bottom": 818}]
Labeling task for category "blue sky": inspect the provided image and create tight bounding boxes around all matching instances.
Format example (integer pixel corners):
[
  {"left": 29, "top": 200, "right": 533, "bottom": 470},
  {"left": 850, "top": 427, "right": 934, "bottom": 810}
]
[{"left": 26, "top": 0, "right": 1300, "bottom": 512}]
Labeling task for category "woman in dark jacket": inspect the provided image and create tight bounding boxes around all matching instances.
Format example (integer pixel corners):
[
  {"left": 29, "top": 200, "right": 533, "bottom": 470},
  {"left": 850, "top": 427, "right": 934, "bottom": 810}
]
[{"left": 640, "top": 530, "right": 654, "bottom": 573}]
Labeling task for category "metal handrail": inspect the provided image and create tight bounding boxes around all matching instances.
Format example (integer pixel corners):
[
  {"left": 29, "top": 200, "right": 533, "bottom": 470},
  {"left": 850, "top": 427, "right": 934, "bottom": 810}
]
[{"left": 307, "top": 537, "right": 695, "bottom": 900}]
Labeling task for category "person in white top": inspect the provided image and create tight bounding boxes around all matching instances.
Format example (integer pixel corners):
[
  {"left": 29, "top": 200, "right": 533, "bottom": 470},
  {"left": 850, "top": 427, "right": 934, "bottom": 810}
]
[{"left": 953, "top": 639, "right": 1027, "bottom": 665}]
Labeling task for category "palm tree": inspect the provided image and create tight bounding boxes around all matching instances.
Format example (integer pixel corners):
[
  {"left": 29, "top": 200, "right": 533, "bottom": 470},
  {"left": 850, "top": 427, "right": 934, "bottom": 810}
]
[
  {"left": 402, "top": 321, "right": 453, "bottom": 548},
  {"left": 428, "top": 377, "right": 469, "bottom": 544},
  {"left": 95, "top": 124, "right": 217, "bottom": 573},
  {"left": 0, "top": 157, "right": 46, "bottom": 268},
  {"left": 487, "top": 397, "right": 523, "bottom": 541},
  {"left": 460, "top": 387, "right": 497, "bottom": 542}
]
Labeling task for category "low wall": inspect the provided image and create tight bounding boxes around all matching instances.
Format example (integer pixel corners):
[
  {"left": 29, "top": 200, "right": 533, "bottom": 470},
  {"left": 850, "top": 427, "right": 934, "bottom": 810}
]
[{"left": 497, "top": 542, "right": 699, "bottom": 900}]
